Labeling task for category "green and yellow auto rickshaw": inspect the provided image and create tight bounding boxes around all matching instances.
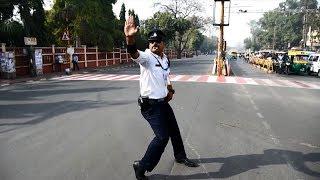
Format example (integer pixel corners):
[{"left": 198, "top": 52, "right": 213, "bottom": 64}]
[{"left": 285, "top": 50, "right": 313, "bottom": 75}]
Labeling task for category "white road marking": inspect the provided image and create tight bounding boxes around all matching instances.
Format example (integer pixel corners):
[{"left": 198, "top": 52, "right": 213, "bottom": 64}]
[
  {"left": 171, "top": 75, "right": 185, "bottom": 81},
  {"left": 262, "top": 121, "right": 271, "bottom": 130},
  {"left": 47, "top": 73, "right": 320, "bottom": 91},
  {"left": 206, "top": 76, "right": 217, "bottom": 83},
  {"left": 299, "top": 142, "right": 320, "bottom": 149},
  {"left": 187, "top": 75, "right": 201, "bottom": 82},
  {"left": 225, "top": 76, "right": 236, "bottom": 83},
  {"left": 257, "top": 112, "right": 264, "bottom": 119},
  {"left": 243, "top": 78, "right": 258, "bottom": 85}
]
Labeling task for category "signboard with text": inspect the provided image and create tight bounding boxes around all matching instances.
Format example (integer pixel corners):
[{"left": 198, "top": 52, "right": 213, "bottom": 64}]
[{"left": 24, "top": 37, "right": 37, "bottom": 46}]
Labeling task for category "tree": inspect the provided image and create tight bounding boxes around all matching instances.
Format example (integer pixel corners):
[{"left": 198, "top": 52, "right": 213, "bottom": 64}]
[
  {"left": 0, "top": 20, "right": 24, "bottom": 46},
  {"left": 119, "top": 3, "right": 126, "bottom": 22},
  {"left": 153, "top": 0, "right": 206, "bottom": 58},
  {"left": 0, "top": 0, "right": 50, "bottom": 46},
  {"left": 48, "top": 0, "right": 117, "bottom": 50},
  {"left": 187, "top": 30, "right": 204, "bottom": 55},
  {"left": 199, "top": 36, "right": 217, "bottom": 54},
  {"left": 246, "top": 0, "right": 319, "bottom": 51}
]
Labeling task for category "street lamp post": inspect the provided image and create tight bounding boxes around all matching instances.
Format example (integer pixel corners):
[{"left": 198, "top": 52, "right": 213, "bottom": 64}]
[{"left": 213, "top": 0, "right": 230, "bottom": 76}]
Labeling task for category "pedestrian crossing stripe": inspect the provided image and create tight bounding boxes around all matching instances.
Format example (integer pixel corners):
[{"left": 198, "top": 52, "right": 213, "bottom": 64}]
[{"left": 51, "top": 73, "right": 320, "bottom": 90}]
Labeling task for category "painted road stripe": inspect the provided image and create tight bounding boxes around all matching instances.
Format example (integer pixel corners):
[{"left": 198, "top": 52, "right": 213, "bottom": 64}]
[
  {"left": 225, "top": 77, "right": 236, "bottom": 84},
  {"left": 198, "top": 75, "right": 209, "bottom": 82},
  {"left": 179, "top": 75, "right": 193, "bottom": 81},
  {"left": 171, "top": 75, "right": 185, "bottom": 81},
  {"left": 262, "top": 79, "right": 277, "bottom": 87},
  {"left": 235, "top": 77, "right": 246, "bottom": 84},
  {"left": 216, "top": 76, "right": 226, "bottom": 83},
  {"left": 48, "top": 73, "right": 320, "bottom": 90},
  {"left": 207, "top": 76, "right": 217, "bottom": 83},
  {"left": 81, "top": 74, "right": 113, "bottom": 80},
  {"left": 107, "top": 74, "right": 131, "bottom": 80},
  {"left": 75, "top": 74, "right": 108, "bottom": 80},
  {"left": 118, "top": 75, "right": 140, "bottom": 81},
  {"left": 272, "top": 79, "right": 288, "bottom": 87},
  {"left": 254, "top": 79, "right": 268, "bottom": 86},
  {"left": 90, "top": 74, "right": 117, "bottom": 80},
  {"left": 187, "top": 75, "right": 201, "bottom": 82},
  {"left": 303, "top": 81, "right": 320, "bottom": 89},
  {"left": 282, "top": 80, "right": 304, "bottom": 88},
  {"left": 243, "top": 78, "right": 258, "bottom": 85},
  {"left": 291, "top": 80, "right": 311, "bottom": 88}
]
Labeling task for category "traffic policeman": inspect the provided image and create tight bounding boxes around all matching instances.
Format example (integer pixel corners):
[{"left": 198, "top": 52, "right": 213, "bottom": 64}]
[{"left": 124, "top": 16, "right": 199, "bottom": 180}]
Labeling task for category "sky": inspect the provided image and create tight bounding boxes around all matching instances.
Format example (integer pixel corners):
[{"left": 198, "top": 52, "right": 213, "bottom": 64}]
[
  {"left": 45, "top": 0, "right": 320, "bottom": 48},
  {"left": 112, "top": 0, "right": 284, "bottom": 48}
]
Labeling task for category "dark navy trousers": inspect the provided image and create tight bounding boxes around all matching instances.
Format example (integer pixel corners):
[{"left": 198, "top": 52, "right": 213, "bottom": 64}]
[{"left": 139, "top": 102, "right": 187, "bottom": 172}]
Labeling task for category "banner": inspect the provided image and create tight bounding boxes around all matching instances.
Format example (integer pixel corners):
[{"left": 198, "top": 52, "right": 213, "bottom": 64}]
[
  {"left": 0, "top": 52, "right": 15, "bottom": 73},
  {"left": 35, "top": 49, "right": 43, "bottom": 75}
]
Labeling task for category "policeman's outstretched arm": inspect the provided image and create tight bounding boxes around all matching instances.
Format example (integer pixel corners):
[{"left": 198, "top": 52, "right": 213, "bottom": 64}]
[{"left": 124, "top": 16, "right": 139, "bottom": 59}]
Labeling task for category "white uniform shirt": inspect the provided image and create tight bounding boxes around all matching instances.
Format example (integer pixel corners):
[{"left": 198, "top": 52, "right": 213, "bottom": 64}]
[{"left": 132, "top": 49, "right": 170, "bottom": 99}]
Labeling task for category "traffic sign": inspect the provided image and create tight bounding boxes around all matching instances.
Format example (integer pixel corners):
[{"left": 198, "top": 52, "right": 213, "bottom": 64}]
[{"left": 62, "top": 32, "right": 70, "bottom": 41}]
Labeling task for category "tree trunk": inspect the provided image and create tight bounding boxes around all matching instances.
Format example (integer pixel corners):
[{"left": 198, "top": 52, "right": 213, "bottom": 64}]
[
  {"left": 176, "top": 35, "right": 183, "bottom": 59},
  {"left": 176, "top": 48, "right": 183, "bottom": 59}
]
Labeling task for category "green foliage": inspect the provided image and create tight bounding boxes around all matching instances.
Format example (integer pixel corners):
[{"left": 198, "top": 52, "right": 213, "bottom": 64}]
[
  {"left": 119, "top": 3, "right": 126, "bottom": 22},
  {"left": 150, "top": 0, "right": 206, "bottom": 58},
  {"left": 0, "top": 20, "right": 24, "bottom": 46},
  {"left": 0, "top": 0, "right": 17, "bottom": 21},
  {"left": 199, "top": 36, "right": 217, "bottom": 53},
  {"left": 143, "top": 12, "right": 176, "bottom": 43},
  {"left": 0, "top": 0, "right": 50, "bottom": 46},
  {"left": 245, "top": 0, "right": 319, "bottom": 51},
  {"left": 47, "top": 0, "right": 117, "bottom": 50}
]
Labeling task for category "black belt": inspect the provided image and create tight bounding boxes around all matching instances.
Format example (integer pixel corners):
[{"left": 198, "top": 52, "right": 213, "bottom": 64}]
[{"left": 141, "top": 96, "right": 166, "bottom": 104}]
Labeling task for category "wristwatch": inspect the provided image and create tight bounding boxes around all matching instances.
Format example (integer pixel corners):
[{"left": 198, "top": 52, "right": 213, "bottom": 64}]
[{"left": 168, "top": 89, "right": 175, "bottom": 94}]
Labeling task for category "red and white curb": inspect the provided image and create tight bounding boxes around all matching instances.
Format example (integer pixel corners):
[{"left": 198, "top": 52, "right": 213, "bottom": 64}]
[{"left": 51, "top": 73, "right": 320, "bottom": 90}]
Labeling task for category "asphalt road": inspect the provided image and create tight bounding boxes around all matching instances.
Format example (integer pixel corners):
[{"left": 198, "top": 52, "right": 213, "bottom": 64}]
[{"left": 0, "top": 55, "right": 319, "bottom": 180}]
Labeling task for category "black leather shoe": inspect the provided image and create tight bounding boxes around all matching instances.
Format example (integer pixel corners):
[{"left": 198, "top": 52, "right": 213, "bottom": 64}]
[
  {"left": 133, "top": 161, "right": 148, "bottom": 180},
  {"left": 176, "top": 158, "right": 199, "bottom": 167}
]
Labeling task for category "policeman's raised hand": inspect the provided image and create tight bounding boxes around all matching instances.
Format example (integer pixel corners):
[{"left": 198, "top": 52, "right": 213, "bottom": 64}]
[{"left": 124, "top": 16, "right": 139, "bottom": 37}]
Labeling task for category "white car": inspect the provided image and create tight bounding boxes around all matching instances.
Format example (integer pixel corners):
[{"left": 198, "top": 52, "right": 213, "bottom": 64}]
[{"left": 308, "top": 53, "right": 320, "bottom": 77}]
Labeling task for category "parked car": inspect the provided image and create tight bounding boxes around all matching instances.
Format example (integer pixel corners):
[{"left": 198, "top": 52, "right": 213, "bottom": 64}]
[{"left": 308, "top": 53, "right": 320, "bottom": 77}]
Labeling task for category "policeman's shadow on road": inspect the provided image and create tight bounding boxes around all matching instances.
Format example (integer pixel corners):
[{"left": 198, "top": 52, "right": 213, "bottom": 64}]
[
  {"left": 150, "top": 149, "right": 320, "bottom": 179},
  {"left": 0, "top": 99, "right": 135, "bottom": 134},
  {"left": 0, "top": 85, "right": 125, "bottom": 101}
]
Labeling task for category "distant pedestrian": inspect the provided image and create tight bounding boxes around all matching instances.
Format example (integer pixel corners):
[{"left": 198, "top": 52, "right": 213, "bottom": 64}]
[
  {"left": 72, "top": 54, "right": 79, "bottom": 71},
  {"left": 55, "top": 55, "right": 63, "bottom": 72},
  {"left": 124, "top": 16, "right": 199, "bottom": 180}
]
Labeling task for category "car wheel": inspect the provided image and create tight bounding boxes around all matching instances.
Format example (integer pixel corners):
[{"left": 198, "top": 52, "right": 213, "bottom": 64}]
[{"left": 318, "top": 70, "right": 320, "bottom": 77}]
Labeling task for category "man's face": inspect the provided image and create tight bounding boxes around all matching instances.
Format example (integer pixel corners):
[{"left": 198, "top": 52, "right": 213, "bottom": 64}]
[{"left": 149, "top": 40, "right": 165, "bottom": 55}]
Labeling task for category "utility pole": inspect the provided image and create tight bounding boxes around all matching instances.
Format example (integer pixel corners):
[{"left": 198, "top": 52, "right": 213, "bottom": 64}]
[
  {"left": 217, "top": 0, "right": 225, "bottom": 76},
  {"left": 302, "top": 0, "right": 309, "bottom": 49},
  {"left": 272, "top": 26, "right": 276, "bottom": 50}
]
